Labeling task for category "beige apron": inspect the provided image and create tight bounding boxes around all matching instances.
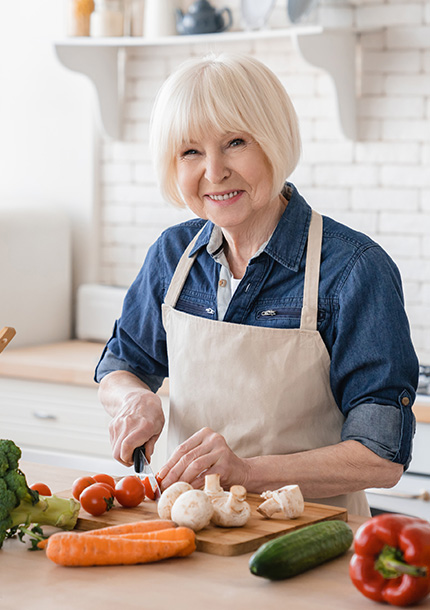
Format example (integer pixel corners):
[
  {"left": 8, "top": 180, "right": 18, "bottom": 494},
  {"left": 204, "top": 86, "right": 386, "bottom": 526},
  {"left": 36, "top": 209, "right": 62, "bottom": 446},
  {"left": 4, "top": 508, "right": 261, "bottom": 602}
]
[{"left": 162, "top": 210, "right": 370, "bottom": 516}]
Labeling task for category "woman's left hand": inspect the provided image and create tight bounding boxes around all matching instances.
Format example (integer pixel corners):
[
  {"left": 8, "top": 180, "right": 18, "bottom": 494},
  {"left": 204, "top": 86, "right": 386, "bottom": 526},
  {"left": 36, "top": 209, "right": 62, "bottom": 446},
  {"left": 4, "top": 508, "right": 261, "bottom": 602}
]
[{"left": 157, "top": 427, "right": 250, "bottom": 491}]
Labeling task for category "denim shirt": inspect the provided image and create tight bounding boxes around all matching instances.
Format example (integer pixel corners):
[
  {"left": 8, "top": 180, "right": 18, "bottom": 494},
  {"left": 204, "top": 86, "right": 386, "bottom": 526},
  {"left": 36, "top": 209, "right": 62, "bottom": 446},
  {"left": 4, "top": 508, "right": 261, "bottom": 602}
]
[{"left": 95, "top": 184, "right": 419, "bottom": 468}]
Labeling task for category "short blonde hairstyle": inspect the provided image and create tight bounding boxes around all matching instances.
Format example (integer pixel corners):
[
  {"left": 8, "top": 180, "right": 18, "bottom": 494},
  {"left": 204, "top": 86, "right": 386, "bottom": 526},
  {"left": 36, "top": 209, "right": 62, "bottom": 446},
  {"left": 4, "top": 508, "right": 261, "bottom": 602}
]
[{"left": 149, "top": 53, "right": 301, "bottom": 207}]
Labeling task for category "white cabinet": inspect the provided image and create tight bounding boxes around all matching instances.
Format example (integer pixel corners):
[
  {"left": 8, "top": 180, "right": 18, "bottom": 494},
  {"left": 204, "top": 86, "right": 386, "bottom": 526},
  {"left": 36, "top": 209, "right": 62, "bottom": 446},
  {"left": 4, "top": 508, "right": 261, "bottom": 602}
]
[{"left": 1, "top": 378, "right": 111, "bottom": 457}]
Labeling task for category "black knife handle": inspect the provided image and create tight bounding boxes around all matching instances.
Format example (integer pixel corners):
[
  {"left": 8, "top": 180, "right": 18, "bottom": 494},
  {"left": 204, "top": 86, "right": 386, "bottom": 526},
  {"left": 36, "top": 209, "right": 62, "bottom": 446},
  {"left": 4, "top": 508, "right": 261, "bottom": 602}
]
[{"left": 133, "top": 444, "right": 146, "bottom": 473}]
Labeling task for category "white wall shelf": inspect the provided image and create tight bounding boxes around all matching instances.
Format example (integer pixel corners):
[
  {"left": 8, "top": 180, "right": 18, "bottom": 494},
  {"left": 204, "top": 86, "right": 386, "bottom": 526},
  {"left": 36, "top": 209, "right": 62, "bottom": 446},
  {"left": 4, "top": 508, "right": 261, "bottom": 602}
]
[{"left": 54, "top": 26, "right": 357, "bottom": 140}]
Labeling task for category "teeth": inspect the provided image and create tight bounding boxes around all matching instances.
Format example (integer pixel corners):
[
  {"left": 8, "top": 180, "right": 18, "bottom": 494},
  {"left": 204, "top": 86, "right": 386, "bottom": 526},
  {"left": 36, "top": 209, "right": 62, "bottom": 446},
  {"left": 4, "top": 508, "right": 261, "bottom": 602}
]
[{"left": 209, "top": 191, "right": 239, "bottom": 201}]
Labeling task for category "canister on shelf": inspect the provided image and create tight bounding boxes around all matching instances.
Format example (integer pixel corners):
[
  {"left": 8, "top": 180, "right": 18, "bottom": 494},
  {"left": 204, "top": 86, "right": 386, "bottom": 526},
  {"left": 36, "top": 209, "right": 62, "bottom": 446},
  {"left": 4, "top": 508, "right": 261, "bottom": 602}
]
[
  {"left": 90, "top": 0, "right": 125, "bottom": 37},
  {"left": 66, "top": 0, "right": 95, "bottom": 36}
]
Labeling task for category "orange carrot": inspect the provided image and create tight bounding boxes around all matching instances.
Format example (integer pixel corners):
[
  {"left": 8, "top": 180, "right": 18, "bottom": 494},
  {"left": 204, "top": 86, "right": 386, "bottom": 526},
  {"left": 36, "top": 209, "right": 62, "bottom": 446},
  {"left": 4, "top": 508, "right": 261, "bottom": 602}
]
[
  {"left": 83, "top": 519, "right": 175, "bottom": 537},
  {"left": 43, "top": 531, "right": 195, "bottom": 566},
  {"left": 117, "top": 527, "right": 196, "bottom": 556},
  {"left": 36, "top": 520, "right": 176, "bottom": 551}
]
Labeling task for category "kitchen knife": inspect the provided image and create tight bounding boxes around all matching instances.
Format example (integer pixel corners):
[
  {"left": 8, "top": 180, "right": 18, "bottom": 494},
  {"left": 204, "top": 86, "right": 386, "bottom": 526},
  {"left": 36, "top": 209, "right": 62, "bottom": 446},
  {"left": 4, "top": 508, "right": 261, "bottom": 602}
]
[{"left": 133, "top": 444, "right": 162, "bottom": 500}]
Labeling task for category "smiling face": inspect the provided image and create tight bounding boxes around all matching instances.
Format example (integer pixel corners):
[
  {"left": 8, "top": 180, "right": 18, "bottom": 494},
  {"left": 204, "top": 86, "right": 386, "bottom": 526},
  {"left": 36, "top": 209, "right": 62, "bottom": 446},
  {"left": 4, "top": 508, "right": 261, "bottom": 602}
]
[
  {"left": 175, "top": 130, "right": 279, "bottom": 233},
  {"left": 150, "top": 54, "right": 301, "bottom": 210}
]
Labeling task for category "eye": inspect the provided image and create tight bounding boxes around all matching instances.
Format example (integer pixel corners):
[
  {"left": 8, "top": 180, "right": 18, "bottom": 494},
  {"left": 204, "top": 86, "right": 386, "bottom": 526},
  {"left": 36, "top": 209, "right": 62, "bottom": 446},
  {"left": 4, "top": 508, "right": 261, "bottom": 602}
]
[
  {"left": 229, "top": 138, "right": 246, "bottom": 148},
  {"left": 180, "top": 147, "right": 199, "bottom": 158}
]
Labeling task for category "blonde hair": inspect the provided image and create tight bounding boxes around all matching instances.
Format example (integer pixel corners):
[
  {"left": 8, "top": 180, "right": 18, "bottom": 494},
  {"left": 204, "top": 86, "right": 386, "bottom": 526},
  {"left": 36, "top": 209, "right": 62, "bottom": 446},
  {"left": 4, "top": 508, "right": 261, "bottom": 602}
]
[{"left": 149, "top": 53, "right": 301, "bottom": 207}]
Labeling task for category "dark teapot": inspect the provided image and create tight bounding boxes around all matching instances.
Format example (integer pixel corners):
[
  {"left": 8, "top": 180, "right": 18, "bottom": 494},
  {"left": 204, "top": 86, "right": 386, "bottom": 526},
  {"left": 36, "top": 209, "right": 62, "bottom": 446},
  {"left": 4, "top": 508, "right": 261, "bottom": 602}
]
[{"left": 176, "top": 0, "right": 233, "bottom": 35}]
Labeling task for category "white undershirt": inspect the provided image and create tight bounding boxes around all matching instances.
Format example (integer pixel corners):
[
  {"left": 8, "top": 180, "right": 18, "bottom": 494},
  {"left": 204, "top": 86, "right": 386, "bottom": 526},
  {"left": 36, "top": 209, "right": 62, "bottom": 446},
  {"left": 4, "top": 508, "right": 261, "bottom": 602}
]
[
  {"left": 206, "top": 225, "right": 270, "bottom": 321},
  {"left": 230, "top": 276, "right": 242, "bottom": 295}
]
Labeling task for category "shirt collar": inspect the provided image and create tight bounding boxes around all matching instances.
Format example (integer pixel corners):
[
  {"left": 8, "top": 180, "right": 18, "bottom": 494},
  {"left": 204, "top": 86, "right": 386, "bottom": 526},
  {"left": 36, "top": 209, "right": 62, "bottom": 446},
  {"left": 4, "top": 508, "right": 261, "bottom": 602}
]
[{"left": 189, "top": 183, "right": 312, "bottom": 272}]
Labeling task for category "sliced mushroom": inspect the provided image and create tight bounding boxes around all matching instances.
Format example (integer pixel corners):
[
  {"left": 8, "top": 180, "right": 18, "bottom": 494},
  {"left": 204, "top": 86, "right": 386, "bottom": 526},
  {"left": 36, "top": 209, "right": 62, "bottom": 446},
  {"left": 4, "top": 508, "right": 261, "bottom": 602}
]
[
  {"left": 157, "top": 481, "right": 193, "bottom": 519},
  {"left": 170, "top": 489, "right": 214, "bottom": 532},
  {"left": 257, "top": 484, "right": 304, "bottom": 519}
]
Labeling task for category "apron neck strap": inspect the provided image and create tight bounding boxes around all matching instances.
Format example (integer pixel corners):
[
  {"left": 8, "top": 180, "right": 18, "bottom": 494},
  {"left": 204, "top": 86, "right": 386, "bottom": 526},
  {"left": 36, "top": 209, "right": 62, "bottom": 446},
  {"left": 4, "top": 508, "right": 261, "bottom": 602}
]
[
  {"left": 164, "top": 224, "right": 207, "bottom": 307},
  {"left": 164, "top": 211, "right": 323, "bottom": 331},
  {"left": 300, "top": 210, "right": 323, "bottom": 331}
]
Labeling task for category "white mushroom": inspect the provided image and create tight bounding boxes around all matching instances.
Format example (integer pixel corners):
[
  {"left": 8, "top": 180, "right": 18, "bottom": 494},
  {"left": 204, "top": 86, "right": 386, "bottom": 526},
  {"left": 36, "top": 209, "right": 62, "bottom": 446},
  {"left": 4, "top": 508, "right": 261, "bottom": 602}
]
[
  {"left": 157, "top": 481, "right": 193, "bottom": 520},
  {"left": 257, "top": 484, "right": 305, "bottom": 519},
  {"left": 170, "top": 489, "right": 214, "bottom": 531},
  {"left": 204, "top": 473, "right": 226, "bottom": 500},
  {"left": 210, "top": 485, "right": 251, "bottom": 528}
]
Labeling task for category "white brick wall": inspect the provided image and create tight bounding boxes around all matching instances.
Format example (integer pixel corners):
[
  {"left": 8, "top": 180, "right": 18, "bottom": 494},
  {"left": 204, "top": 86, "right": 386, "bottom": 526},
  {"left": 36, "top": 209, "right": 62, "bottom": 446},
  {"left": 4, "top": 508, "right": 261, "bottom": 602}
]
[{"left": 96, "top": 0, "right": 430, "bottom": 364}]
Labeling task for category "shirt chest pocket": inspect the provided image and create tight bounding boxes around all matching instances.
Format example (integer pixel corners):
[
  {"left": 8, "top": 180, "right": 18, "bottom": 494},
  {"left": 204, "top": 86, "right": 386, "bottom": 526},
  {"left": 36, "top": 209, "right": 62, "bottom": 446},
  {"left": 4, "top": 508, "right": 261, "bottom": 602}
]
[
  {"left": 254, "top": 306, "right": 326, "bottom": 327},
  {"left": 176, "top": 297, "right": 217, "bottom": 319}
]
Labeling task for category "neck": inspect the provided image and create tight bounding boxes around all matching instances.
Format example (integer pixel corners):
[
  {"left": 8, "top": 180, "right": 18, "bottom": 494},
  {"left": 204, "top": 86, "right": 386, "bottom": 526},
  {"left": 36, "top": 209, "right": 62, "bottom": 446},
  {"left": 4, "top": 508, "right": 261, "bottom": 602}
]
[{"left": 222, "top": 195, "right": 286, "bottom": 279}]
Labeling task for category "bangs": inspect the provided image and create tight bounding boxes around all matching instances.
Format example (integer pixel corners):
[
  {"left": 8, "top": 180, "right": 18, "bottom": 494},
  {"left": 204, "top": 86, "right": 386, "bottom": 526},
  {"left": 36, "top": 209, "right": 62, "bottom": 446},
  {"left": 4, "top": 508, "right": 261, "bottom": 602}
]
[
  {"left": 150, "top": 53, "right": 301, "bottom": 207},
  {"left": 168, "top": 69, "right": 256, "bottom": 154}
]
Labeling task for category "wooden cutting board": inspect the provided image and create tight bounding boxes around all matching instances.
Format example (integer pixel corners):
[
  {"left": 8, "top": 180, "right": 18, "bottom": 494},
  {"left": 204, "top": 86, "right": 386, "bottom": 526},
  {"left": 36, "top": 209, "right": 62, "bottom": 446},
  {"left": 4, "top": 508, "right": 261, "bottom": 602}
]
[{"left": 58, "top": 489, "right": 347, "bottom": 556}]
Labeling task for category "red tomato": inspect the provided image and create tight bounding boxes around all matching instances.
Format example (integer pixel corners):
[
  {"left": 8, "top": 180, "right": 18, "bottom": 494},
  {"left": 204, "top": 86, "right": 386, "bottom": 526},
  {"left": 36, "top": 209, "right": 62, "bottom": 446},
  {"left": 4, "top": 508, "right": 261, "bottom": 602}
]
[
  {"left": 30, "top": 482, "right": 52, "bottom": 496},
  {"left": 141, "top": 476, "right": 155, "bottom": 501},
  {"left": 71, "top": 476, "right": 96, "bottom": 500},
  {"left": 93, "top": 473, "right": 116, "bottom": 491},
  {"left": 96, "top": 483, "right": 116, "bottom": 499},
  {"left": 115, "top": 476, "right": 145, "bottom": 508},
  {"left": 80, "top": 483, "right": 114, "bottom": 516}
]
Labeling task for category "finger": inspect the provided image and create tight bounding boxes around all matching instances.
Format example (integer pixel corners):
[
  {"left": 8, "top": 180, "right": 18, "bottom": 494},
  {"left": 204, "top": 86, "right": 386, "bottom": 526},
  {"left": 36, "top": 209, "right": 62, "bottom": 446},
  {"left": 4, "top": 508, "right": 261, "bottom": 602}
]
[
  {"left": 157, "top": 430, "right": 208, "bottom": 480},
  {"left": 119, "top": 425, "right": 156, "bottom": 465},
  {"left": 162, "top": 444, "right": 225, "bottom": 489},
  {"left": 159, "top": 446, "right": 203, "bottom": 487}
]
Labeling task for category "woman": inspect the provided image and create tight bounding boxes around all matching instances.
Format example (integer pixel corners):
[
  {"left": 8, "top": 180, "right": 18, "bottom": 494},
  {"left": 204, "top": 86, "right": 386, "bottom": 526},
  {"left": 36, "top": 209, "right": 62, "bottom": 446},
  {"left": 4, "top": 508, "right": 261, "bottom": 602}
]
[{"left": 96, "top": 53, "right": 418, "bottom": 516}]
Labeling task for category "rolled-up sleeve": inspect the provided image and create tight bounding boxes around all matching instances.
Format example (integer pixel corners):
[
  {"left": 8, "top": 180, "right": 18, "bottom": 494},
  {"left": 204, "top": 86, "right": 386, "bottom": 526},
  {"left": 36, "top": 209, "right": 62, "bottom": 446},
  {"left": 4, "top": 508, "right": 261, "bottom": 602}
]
[
  {"left": 95, "top": 347, "right": 165, "bottom": 394},
  {"left": 341, "top": 400, "right": 416, "bottom": 468},
  {"left": 330, "top": 243, "right": 419, "bottom": 468}
]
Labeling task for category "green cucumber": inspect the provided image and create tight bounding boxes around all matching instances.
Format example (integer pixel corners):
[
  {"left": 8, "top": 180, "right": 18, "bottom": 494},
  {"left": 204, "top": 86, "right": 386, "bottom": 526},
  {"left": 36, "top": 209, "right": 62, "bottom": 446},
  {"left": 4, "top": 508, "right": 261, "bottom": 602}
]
[{"left": 249, "top": 520, "right": 353, "bottom": 580}]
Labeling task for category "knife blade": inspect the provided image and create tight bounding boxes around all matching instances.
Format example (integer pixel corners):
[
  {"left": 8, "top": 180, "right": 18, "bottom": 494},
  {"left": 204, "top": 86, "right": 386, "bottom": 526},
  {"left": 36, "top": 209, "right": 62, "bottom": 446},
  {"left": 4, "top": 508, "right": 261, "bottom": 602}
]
[{"left": 133, "top": 444, "right": 161, "bottom": 500}]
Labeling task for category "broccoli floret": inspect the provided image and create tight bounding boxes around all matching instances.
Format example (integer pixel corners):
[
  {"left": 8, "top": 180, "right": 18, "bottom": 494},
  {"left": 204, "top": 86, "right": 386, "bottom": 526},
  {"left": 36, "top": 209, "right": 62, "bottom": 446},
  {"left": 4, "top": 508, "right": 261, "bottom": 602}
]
[{"left": 0, "top": 439, "right": 80, "bottom": 548}]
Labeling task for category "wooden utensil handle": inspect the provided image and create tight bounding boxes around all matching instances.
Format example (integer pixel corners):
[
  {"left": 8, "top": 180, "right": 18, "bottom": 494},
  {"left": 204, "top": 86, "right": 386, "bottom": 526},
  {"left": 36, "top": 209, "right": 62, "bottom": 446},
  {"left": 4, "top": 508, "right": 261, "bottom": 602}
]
[{"left": 0, "top": 327, "right": 16, "bottom": 353}]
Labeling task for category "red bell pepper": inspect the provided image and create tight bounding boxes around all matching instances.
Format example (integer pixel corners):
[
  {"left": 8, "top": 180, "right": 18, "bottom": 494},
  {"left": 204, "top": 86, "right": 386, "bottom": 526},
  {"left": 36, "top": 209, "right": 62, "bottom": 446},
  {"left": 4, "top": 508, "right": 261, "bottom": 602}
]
[{"left": 350, "top": 513, "right": 430, "bottom": 606}]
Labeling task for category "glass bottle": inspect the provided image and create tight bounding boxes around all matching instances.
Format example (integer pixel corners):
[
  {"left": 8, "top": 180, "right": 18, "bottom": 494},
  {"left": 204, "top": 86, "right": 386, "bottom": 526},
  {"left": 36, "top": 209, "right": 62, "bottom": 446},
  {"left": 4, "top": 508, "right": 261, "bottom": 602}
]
[{"left": 66, "top": 0, "right": 95, "bottom": 36}]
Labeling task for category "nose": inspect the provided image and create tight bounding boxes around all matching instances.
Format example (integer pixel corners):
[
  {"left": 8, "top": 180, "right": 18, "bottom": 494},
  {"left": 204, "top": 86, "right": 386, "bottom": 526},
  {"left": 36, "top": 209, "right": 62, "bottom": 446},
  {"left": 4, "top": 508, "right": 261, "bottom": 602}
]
[{"left": 204, "top": 151, "right": 230, "bottom": 184}]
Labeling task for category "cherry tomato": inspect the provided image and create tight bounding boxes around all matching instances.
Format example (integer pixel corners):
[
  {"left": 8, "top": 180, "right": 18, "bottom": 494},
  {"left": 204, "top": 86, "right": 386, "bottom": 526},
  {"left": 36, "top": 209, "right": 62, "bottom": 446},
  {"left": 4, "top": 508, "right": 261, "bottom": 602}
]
[
  {"left": 141, "top": 476, "right": 156, "bottom": 501},
  {"left": 115, "top": 476, "right": 145, "bottom": 508},
  {"left": 96, "top": 483, "right": 116, "bottom": 499},
  {"left": 80, "top": 483, "right": 114, "bottom": 516},
  {"left": 71, "top": 476, "right": 96, "bottom": 500},
  {"left": 30, "top": 482, "right": 52, "bottom": 496},
  {"left": 93, "top": 473, "right": 116, "bottom": 491}
]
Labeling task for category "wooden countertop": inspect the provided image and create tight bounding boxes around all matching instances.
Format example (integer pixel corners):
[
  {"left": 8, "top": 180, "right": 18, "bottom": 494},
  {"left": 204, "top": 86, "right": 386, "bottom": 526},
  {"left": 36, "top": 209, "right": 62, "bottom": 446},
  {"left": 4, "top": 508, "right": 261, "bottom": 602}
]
[
  {"left": 412, "top": 399, "right": 430, "bottom": 424},
  {"left": 0, "top": 462, "right": 388, "bottom": 610},
  {"left": 0, "top": 340, "right": 103, "bottom": 387},
  {"left": 0, "top": 340, "right": 169, "bottom": 396}
]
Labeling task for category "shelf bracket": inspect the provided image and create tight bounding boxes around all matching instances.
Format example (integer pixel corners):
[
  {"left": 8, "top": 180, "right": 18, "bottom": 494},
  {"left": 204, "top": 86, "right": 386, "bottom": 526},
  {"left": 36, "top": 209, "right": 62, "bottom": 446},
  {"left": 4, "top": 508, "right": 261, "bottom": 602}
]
[
  {"left": 54, "top": 44, "right": 124, "bottom": 140},
  {"left": 54, "top": 29, "right": 358, "bottom": 141},
  {"left": 294, "top": 30, "right": 357, "bottom": 140}
]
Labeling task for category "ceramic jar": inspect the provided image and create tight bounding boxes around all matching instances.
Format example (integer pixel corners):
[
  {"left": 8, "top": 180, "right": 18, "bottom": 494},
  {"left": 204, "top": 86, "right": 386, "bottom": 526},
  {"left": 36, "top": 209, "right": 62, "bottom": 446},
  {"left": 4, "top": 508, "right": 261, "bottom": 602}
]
[
  {"left": 90, "top": 0, "right": 125, "bottom": 36},
  {"left": 144, "top": 0, "right": 177, "bottom": 39}
]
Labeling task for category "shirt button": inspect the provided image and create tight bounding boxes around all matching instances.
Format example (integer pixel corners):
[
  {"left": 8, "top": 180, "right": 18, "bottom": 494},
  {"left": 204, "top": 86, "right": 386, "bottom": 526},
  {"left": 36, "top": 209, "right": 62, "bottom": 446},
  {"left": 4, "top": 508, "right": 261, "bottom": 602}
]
[
  {"left": 219, "top": 279, "right": 227, "bottom": 287},
  {"left": 401, "top": 396, "right": 410, "bottom": 406}
]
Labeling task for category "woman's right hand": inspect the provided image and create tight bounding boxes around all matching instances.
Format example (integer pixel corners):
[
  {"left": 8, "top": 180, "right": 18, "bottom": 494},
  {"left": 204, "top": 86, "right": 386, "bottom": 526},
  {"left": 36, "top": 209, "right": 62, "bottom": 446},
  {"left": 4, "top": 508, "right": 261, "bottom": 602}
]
[{"left": 108, "top": 388, "right": 165, "bottom": 467}]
